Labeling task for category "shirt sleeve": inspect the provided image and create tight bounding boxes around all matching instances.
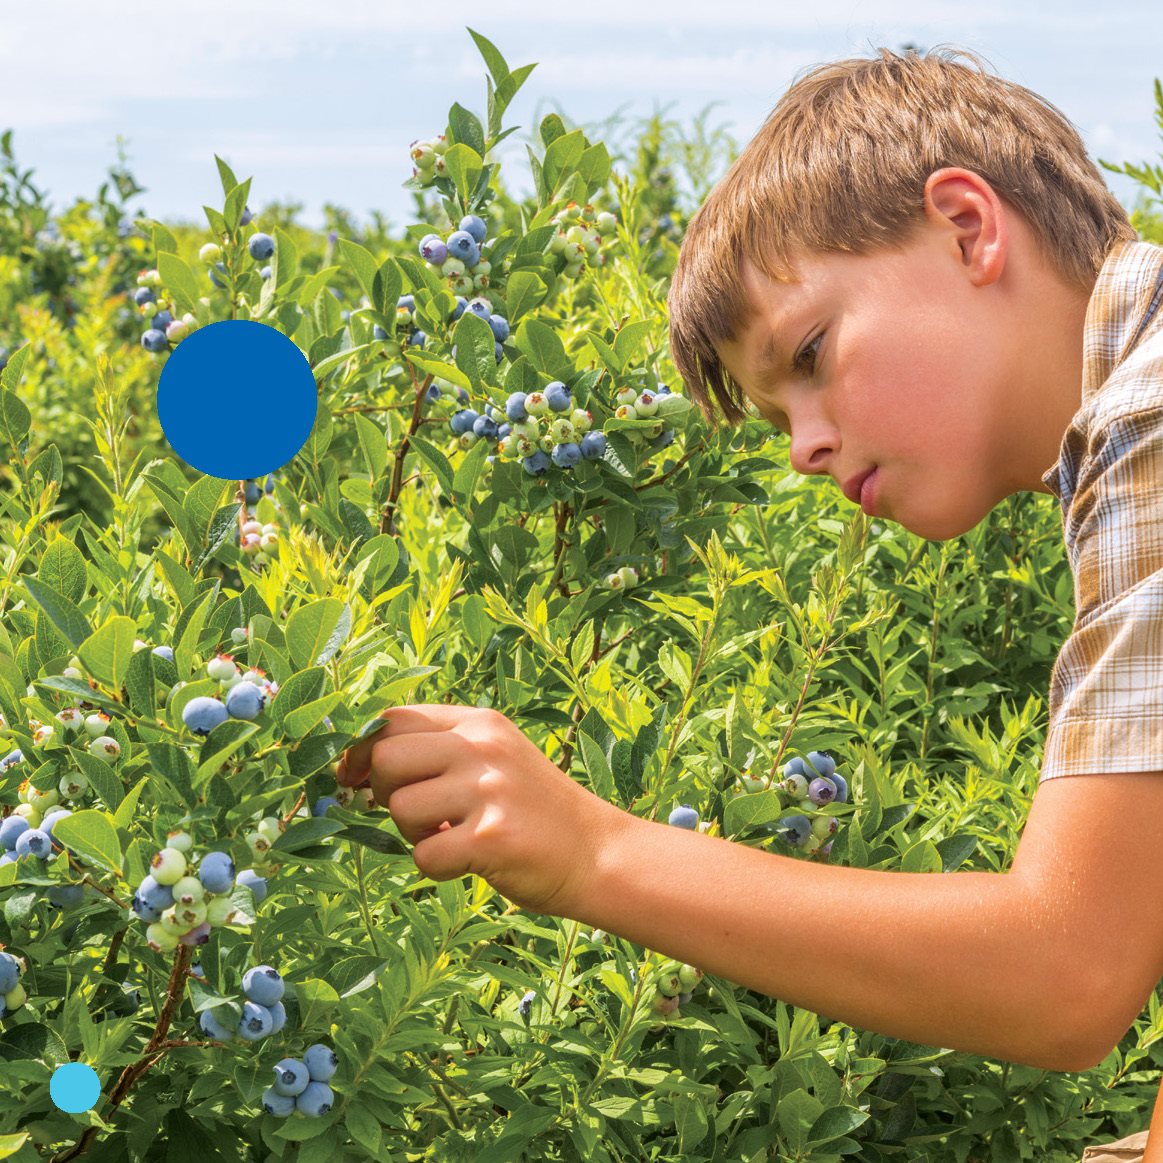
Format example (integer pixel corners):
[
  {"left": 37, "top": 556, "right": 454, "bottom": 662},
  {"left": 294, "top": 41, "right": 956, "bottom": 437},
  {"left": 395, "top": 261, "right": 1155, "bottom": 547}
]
[{"left": 1040, "top": 404, "right": 1163, "bottom": 780}]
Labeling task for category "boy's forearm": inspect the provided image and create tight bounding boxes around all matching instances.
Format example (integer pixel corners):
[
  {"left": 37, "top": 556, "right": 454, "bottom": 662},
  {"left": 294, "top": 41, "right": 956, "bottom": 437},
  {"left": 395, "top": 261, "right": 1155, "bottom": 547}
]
[{"left": 572, "top": 811, "right": 1102, "bottom": 1072}]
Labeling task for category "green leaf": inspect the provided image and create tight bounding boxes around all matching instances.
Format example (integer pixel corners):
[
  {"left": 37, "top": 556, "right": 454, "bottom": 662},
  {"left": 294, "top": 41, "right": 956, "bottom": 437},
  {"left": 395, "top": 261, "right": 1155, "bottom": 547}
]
[
  {"left": 269, "top": 667, "right": 329, "bottom": 731},
  {"left": 283, "top": 694, "right": 344, "bottom": 740},
  {"left": 539, "top": 113, "right": 567, "bottom": 149},
  {"left": 175, "top": 588, "right": 218, "bottom": 679},
  {"left": 442, "top": 143, "right": 483, "bottom": 207},
  {"left": 184, "top": 475, "right": 231, "bottom": 542},
  {"left": 504, "top": 271, "right": 547, "bottom": 324},
  {"left": 371, "top": 258, "right": 402, "bottom": 320},
  {"left": 38, "top": 537, "right": 87, "bottom": 604},
  {"left": 404, "top": 352, "right": 470, "bottom": 391},
  {"left": 214, "top": 155, "right": 239, "bottom": 198},
  {"left": 53, "top": 810, "right": 123, "bottom": 877},
  {"left": 515, "top": 317, "right": 571, "bottom": 380},
  {"left": 285, "top": 599, "right": 351, "bottom": 671},
  {"left": 194, "top": 503, "right": 243, "bottom": 573},
  {"left": 452, "top": 434, "right": 489, "bottom": 507},
  {"left": 577, "top": 141, "right": 611, "bottom": 195},
  {"left": 197, "top": 719, "right": 261, "bottom": 782},
  {"left": 449, "top": 103, "right": 486, "bottom": 157},
  {"left": 21, "top": 576, "right": 91, "bottom": 648},
  {"left": 287, "top": 732, "right": 348, "bottom": 779},
  {"left": 613, "top": 320, "right": 652, "bottom": 368},
  {"left": 73, "top": 750, "right": 125, "bottom": 810},
  {"left": 158, "top": 251, "right": 201, "bottom": 315},
  {"left": 467, "top": 27, "right": 510, "bottom": 89},
  {"left": 336, "top": 824, "right": 409, "bottom": 857},
  {"left": 453, "top": 308, "right": 497, "bottom": 391},
  {"left": 0, "top": 1133, "right": 30, "bottom": 1159},
  {"left": 78, "top": 616, "right": 138, "bottom": 690},
  {"left": 272, "top": 817, "right": 344, "bottom": 853},
  {"left": 336, "top": 239, "right": 378, "bottom": 304},
  {"left": 543, "top": 128, "right": 586, "bottom": 198},
  {"left": 407, "top": 436, "right": 455, "bottom": 499},
  {"left": 0, "top": 388, "right": 30, "bottom": 455},
  {"left": 353, "top": 413, "right": 388, "bottom": 482}
]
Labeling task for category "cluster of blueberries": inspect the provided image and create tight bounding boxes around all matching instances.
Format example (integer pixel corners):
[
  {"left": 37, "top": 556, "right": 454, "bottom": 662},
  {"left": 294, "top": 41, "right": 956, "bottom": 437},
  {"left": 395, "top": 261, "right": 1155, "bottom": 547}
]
[
  {"left": 261, "top": 1043, "right": 339, "bottom": 1119},
  {"left": 447, "top": 380, "right": 689, "bottom": 480},
  {"left": 197, "top": 963, "right": 288, "bottom": 1045},
  {"left": 180, "top": 652, "right": 279, "bottom": 735},
  {"left": 711, "top": 750, "right": 849, "bottom": 859},
  {"left": 544, "top": 199, "right": 619, "bottom": 281},
  {"left": 132, "top": 833, "right": 269, "bottom": 953},
  {"left": 0, "top": 951, "right": 28, "bottom": 1021},
  {"left": 138, "top": 206, "right": 268, "bottom": 354},
  {"left": 417, "top": 212, "right": 497, "bottom": 305}
]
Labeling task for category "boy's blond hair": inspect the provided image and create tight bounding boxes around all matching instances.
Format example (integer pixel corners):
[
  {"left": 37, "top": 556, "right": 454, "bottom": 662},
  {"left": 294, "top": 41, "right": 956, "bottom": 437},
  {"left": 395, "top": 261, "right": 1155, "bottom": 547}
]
[{"left": 667, "top": 44, "right": 1138, "bottom": 428}]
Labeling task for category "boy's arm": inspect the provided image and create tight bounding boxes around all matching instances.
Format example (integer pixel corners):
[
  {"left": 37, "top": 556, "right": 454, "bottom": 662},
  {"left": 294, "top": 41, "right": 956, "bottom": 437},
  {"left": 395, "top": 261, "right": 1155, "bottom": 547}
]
[{"left": 572, "top": 770, "right": 1163, "bottom": 1073}]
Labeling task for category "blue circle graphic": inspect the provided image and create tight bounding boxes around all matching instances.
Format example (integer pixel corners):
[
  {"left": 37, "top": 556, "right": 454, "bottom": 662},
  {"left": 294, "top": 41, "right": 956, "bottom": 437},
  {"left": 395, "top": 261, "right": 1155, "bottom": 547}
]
[
  {"left": 157, "top": 320, "right": 317, "bottom": 479},
  {"left": 50, "top": 1062, "right": 101, "bottom": 1113}
]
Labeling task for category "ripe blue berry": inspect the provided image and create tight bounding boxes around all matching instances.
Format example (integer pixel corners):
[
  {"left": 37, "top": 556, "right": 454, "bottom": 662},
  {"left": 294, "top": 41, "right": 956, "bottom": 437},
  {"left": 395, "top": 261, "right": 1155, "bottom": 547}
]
[
  {"left": 271, "top": 1058, "right": 310, "bottom": 1097},
  {"left": 777, "top": 814, "right": 813, "bottom": 847},
  {"left": 0, "top": 817, "right": 29, "bottom": 850},
  {"left": 295, "top": 1080, "right": 334, "bottom": 1117},
  {"left": 236, "top": 868, "right": 267, "bottom": 902},
  {"left": 262, "top": 1087, "right": 296, "bottom": 1116},
  {"left": 199, "top": 1007, "right": 235, "bottom": 1041},
  {"left": 544, "top": 382, "right": 571, "bottom": 412},
  {"left": 267, "top": 1000, "right": 287, "bottom": 1035},
  {"left": 420, "top": 237, "right": 448, "bottom": 264},
  {"left": 198, "top": 850, "right": 235, "bottom": 894},
  {"left": 551, "top": 442, "right": 581, "bottom": 469},
  {"left": 133, "top": 287, "right": 156, "bottom": 307},
  {"left": 0, "top": 953, "right": 21, "bottom": 995},
  {"left": 668, "top": 805, "right": 699, "bottom": 829},
  {"left": 248, "top": 233, "right": 275, "bottom": 261},
  {"left": 141, "top": 329, "right": 168, "bottom": 353},
  {"left": 48, "top": 884, "right": 85, "bottom": 909},
  {"left": 312, "top": 796, "right": 339, "bottom": 817},
  {"left": 806, "top": 751, "right": 836, "bottom": 779},
  {"left": 182, "top": 696, "right": 227, "bottom": 736},
  {"left": 152, "top": 644, "right": 174, "bottom": 661},
  {"left": 15, "top": 829, "right": 52, "bottom": 860},
  {"left": 238, "top": 1001, "right": 274, "bottom": 1040},
  {"left": 224, "top": 681, "right": 265, "bottom": 720},
  {"left": 579, "top": 431, "right": 606, "bottom": 460},
  {"left": 243, "top": 965, "right": 285, "bottom": 1007},
  {"left": 459, "top": 214, "right": 487, "bottom": 244},
  {"left": 522, "top": 451, "right": 550, "bottom": 476},
  {"left": 489, "top": 314, "right": 510, "bottom": 343},
  {"left": 302, "top": 1043, "right": 338, "bottom": 1082}
]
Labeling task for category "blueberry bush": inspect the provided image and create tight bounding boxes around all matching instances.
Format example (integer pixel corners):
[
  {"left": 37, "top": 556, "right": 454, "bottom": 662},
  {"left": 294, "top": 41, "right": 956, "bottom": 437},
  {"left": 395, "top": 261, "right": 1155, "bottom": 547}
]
[{"left": 0, "top": 30, "right": 1162, "bottom": 1163}]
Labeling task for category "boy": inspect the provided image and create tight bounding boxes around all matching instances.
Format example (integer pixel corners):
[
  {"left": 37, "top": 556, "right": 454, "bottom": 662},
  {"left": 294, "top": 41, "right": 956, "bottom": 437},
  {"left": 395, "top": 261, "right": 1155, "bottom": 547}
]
[{"left": 339, "top": 46, "right": 1163, "bottom": 1161}]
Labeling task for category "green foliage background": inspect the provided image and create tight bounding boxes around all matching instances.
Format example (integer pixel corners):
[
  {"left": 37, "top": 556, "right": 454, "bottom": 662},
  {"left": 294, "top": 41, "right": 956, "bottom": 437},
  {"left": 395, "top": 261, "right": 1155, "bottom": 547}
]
[{"left": 1, "top": 34, "right": 1162, "bottom": 1163}]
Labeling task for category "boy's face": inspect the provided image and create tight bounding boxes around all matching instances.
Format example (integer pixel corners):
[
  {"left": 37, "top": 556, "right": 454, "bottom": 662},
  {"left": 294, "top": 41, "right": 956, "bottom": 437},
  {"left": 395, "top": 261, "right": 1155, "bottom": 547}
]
[{"left": 712, "top": 184, "right": 1085, "bottom": 542}]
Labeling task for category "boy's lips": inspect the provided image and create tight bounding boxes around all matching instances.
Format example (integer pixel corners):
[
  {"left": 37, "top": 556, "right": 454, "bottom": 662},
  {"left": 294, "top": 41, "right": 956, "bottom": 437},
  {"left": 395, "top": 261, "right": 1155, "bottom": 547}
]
[{"left": 841, "top": 468, "right": 876, "bottom": 505}]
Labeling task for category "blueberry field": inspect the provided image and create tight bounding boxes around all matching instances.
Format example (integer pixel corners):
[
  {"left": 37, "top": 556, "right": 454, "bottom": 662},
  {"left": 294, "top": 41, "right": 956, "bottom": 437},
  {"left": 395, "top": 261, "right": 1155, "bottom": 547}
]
[{"left": 2, "top": 29, "right": 1163, "bottom": 1163}]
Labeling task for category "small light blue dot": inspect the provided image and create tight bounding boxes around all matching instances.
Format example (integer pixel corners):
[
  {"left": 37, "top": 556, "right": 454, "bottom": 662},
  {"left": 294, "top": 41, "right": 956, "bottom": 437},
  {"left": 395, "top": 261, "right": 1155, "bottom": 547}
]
[
  {"left": 157, "top": 320, "right": 318, "bottom": 480},
  {"left": 50, "top": 1062, "right": 101, "bottom": 1113}
]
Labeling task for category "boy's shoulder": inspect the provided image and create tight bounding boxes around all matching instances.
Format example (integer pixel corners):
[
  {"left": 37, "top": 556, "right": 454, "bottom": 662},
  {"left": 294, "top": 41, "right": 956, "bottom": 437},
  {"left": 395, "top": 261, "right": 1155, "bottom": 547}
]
[{"left": 1078, "top": 238, "right": 1163, "bottom": 426}]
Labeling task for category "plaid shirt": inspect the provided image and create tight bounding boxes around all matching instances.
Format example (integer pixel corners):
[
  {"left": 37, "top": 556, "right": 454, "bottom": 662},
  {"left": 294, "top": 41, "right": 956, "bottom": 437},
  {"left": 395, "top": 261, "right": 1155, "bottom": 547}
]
[{"left": 1039, "top": 238, "right": 1163, "bottom": 780}]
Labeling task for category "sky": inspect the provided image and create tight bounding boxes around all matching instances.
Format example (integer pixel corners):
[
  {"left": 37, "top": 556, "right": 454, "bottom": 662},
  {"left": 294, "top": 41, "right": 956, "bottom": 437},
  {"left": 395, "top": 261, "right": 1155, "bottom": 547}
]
[{"left": 3, "top": 0, "right": 1161, "bottom": 235}]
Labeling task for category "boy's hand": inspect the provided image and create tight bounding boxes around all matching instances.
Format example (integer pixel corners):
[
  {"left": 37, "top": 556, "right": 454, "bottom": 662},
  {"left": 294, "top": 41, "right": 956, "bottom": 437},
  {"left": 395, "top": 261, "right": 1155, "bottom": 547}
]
[{"left": 336, "top": 704, "right": 622, "bottom": 919}]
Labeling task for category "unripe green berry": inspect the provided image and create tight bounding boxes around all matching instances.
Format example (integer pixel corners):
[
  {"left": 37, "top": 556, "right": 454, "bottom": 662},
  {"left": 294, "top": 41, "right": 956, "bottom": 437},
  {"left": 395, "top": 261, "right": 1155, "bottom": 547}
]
[{"left": 150, "top": 847, "right": 187, "bottom": 885}]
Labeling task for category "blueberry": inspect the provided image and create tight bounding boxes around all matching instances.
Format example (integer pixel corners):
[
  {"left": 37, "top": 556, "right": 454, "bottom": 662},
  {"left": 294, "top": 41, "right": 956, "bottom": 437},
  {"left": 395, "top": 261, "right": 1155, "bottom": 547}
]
[
  {"left": 271, "top": 1058, "right": 310, "bottom": 1097},
  {"left": 141, "top": 329, "right": 168, "bottom": 353},
  {"left": 295, "top": 1080, "right": 334, "bottom": 1117},
  {"left": 489, "top": 314, "right": 510, "bottom": 343},
  {"left": 579, "top": 431, "right": 606, "bottom": 460},
  {"left": 522, "top": 451, "right": 551, "bottom": 477},
  {"left": 182, "top": 696, "right": 228, "bottom": 736},
  {"left": 243, "top": 965, "right": 284, "bottom": 1007},
  {"left": 262, "top": 1086, "right": 296, "bottom": 1116},
  {"left": 266, "top": 1000, "right": 287, "bottom": 1035},
  {"left": 550, "top": 442, "right": 581, "bottom": 469},
  {"left": 15, "top": 829, "right": 52, "bottom": 860},
  {"left": 236, "top": 868, "right": 267, "bottom": 902},
  {"left": 0, "top": 953, "right": 20, "bottom": 995},
  {"left": 248, "top": 233, "right": 275, "bottom": 261},
  {"left": 152, "top": 644, "right": 174, "bottom": 661},
  {"left": 668, "top": 805, "right": 699, "bottom": 829},
  {"left": 224, "top": 681, "right": 265, "bottom": 721},
  {"left": 197, "top": 851, "right": 235, "bottom": 894},
  {"left": 302, "top": 1043, "right": 338, "bottom": 1082},
  {"left": 198, "top": 1007, "right": 235, "bottom": 1041},
  {"left": 312, "top": 797, "right": 339, "bottom": 817},
  {"left": 237, "top": 1001, "right": 274, "bottom": 1040},
  {"left": 0, "top": 816, "right": 29, "bottom": 851},
  {"left": 459, "top": 214, "right": 487, "bottom": 244}
]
